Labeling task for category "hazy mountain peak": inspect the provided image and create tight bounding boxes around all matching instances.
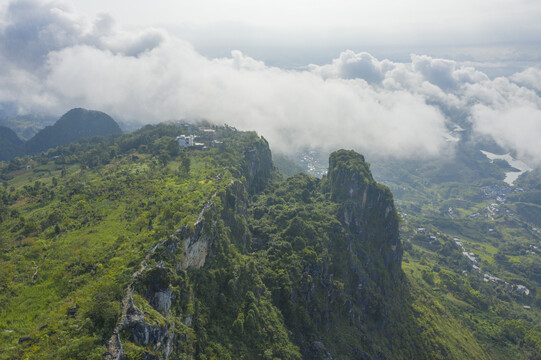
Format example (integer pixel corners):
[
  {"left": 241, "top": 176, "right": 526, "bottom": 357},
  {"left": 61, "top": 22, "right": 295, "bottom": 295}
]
[{"left": 24, "top": 108, "right": 121, "bottom": 154}]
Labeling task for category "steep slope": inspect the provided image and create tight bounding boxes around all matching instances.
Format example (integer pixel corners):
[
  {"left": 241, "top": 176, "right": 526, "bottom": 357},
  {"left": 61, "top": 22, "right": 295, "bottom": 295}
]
[
  {"left": 247, "top": 151, "right": 414, "bottom": 358},
  {"left": 111, "top": 148, "right": 430, "bottom": 359},
  {"left": 0, "top": 126, "right": 24, "bottom": 161},
  {"left": 25, "top": 108, "right": 121, "bottom": 154}
]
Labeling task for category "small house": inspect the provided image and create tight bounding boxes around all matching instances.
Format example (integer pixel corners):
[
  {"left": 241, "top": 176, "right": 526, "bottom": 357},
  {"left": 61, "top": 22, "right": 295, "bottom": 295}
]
[{"left": 177, "top": 135, "right": 194, "bottom": 147}]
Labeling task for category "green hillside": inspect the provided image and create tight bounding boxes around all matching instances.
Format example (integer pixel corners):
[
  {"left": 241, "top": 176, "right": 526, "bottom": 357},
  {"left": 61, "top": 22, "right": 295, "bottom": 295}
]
[
  {"left": 0, "top": 124, "right": 540, "bottom": 359},
  {"left": 370, "top": 147, "right": 541, "bottom": 359}
]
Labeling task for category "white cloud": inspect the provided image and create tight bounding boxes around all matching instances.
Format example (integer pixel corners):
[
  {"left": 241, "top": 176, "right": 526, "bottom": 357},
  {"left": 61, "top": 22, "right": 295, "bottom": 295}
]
[
  {"left": 511, "top": 67, "right": 541, "bottom": 93},
  {"left": 310, "top": 51, "right": 395, "bottom": 82},
  {"left": 471, "top": 104, "right": 541, "bottom": 166},
  {"left": 42, "top": 39, "right": 450, "bottom": 157},
  {"left": 1, "top": 0, "right": 541, "bottom": 165},
  {"left": 411, "top": 55, "right": 489, "bottom": 90}
]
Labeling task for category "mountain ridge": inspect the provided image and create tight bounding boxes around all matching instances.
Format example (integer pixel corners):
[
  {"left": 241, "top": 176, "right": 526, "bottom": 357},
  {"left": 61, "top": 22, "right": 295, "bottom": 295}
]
[{"left": 1, "top": 123, "right": 540, "bottom": 359}]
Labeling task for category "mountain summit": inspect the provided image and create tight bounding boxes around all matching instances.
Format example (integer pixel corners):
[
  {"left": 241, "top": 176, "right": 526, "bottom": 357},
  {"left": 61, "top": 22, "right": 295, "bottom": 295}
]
[{"left": 25, "top": 108, "right": 121, "bottom": 154}]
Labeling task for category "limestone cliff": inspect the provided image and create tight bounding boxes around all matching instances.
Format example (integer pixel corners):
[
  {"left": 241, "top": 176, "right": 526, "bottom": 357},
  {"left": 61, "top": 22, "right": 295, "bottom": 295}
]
[
  {"left": 328, "top": 149, "right": 402, "bottom": 280},
  {"left": 242, "top": 136, "right": 276, "bottom": 194}
]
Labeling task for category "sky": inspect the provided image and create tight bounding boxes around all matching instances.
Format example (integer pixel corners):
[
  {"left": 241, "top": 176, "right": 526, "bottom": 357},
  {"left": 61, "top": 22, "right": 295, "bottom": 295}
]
[
  {"left": 1, "top": 0, "right": 541, "bottom": 164},
  {"left": 69, "top": 0, "right": 541, "bottom": 72}
]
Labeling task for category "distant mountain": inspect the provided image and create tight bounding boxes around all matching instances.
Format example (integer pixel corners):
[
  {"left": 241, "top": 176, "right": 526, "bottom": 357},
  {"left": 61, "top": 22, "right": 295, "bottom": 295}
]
[
  {"left": 25, "top": 108, "right": 121, "bottom": 154},
  {"left": 0, "top": 125, "right": 24, "bottom": 161},
  {"left": 0, "top": 114, "right": 56, "bottom": 140}
]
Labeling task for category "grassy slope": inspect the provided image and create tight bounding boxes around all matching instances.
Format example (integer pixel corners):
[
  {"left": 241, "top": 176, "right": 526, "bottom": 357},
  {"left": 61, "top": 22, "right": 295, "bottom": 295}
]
[{"left": 0, "top": 141, "right": 233, "bottom": 358}]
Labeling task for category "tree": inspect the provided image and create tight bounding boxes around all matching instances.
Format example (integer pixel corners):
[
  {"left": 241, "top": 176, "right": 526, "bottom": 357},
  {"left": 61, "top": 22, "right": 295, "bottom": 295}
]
[
  {"left": 181, "top": 156, "right": 191, "bottom": 174},
  {"left": 158, "top": 151, "right": 170, "bottom": 166},
  {"left": 167, "top": 139, "right": 180, "bottom": 157}
]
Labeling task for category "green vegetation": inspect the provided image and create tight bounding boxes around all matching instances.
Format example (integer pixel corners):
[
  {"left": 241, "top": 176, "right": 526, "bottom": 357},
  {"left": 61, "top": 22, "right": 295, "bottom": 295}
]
[
  {"left": 0, "top": 124, "right": 241, "bottom": 358},
  {"left": 2, "top": 122, "right": 541, "bottom": 359},
  {"left": 272, "top": 153, "right": 305, "bottom": 178},
  {"left": 1, "top": 107, "right": 122, "bottom": 165}
]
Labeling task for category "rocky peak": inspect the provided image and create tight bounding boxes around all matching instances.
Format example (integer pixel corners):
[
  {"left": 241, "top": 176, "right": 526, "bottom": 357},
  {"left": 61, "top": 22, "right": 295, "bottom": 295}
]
[
  {"left": 242, "top": 136, "right": 275, "bottom": 194},
  {"left": 328, "top": 150, "right": 374, "bottom": 203},
  {"left": 327, "top": 150, "right": 402, "bottom": 272}
]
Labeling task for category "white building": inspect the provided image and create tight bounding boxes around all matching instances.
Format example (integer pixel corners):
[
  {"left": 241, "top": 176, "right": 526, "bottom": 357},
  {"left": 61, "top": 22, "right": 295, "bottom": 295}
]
[{"left": 177, "top": 135, "right": 194, "bottom": 147}]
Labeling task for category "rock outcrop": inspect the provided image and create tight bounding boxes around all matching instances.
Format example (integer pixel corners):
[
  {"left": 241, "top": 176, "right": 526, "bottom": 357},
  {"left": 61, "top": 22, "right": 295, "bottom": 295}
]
[
  {"left": 242, "top": 136, "right": 275, "bottom": 194},
  {"left": 123, "top": 295, "right": 176, "bottom": 359},
  {"left": 307, "top": 341, "right": 334, "bottom": 360},
  {"left": 105, "top": 192, "right": 222, "bottom": 360},
  {"left": 328, "top": 150, "right": 402, "bottom": 278},
  {"left": 180, "top": 202, "right": 213, "bottom": 270}
]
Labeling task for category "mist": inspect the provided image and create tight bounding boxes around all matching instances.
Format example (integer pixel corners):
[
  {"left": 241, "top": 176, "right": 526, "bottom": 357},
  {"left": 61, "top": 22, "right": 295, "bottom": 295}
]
[{"left": 1, "top": 0, "right": 541, "bottom": 164}]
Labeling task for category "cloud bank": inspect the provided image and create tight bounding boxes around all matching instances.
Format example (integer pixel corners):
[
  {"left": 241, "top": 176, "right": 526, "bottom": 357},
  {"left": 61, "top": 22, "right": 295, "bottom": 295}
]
[{"left": 1, "top": 0, "right": 541, "bottom": 164}]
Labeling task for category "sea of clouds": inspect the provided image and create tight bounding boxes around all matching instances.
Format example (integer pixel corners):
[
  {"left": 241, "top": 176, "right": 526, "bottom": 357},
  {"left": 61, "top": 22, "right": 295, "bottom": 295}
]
[{"left": 1, "top": 0, "right": 541, "bottom": 164}]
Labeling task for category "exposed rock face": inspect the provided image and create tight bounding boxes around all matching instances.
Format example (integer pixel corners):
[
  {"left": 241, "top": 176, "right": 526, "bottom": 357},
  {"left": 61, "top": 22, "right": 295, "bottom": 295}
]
[
  {"left": 105, "top": 193, "right": 222, "bottom": 360},
  {"left": 242, "top": 136, "right": 275, "bottom": 194},
  {"left": 328, "top": 150, "right": 402, "bottom": 277},
  {"left": 271, "top": 150, "right": 407, "bottom": 358},
  {"left": 141, "top": 267, "right": 174, "bottom": 314},
  {"left": 149, "top": 287, "right": 173, "bottom": 314},
  {"left": 307, "top": 341, "right": 334, "bottom": 360},
  {"left": 124, "top": 296, "right": 176, "bottom": 359},
  {"left": 105, "top": 140, "right": 409, "bottom": 360},
  {"left": 180, "top": 203, "right": 213, "bottom": 270}
]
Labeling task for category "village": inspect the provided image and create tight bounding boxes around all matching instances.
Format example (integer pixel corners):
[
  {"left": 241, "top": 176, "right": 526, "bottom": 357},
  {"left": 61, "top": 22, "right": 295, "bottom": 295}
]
[
  {"left": 467, "top": 184, "right": 524, "bottom": 220},
  {"left": 481, "top": 184, "right": 522, "bottom": 199},
  {"left": 415, "top": 226, "right": 531, "bottom": 302},
  {"left": 175, "top": 125, "right": 223, "bottom": 150}
]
